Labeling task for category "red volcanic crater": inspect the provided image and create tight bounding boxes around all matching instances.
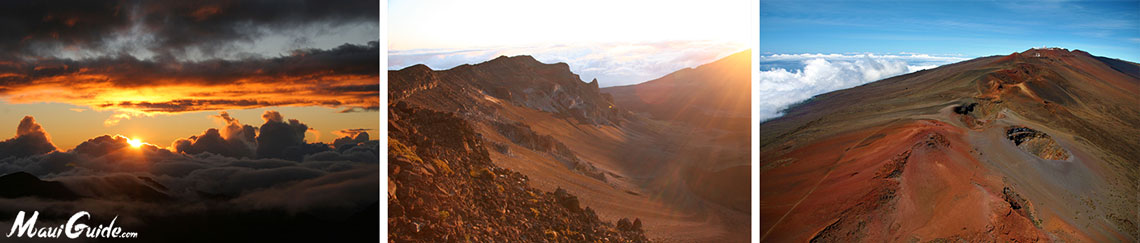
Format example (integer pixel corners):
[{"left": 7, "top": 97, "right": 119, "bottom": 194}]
[{"left": 762, "top": 48, "right": 1140, "bottom": 242}]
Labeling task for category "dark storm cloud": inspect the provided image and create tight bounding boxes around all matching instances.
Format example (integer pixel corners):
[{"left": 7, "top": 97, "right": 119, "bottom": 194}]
[
  {"left": 332, "top": 129, "right": 371, "bottom": 150},
  {"left": 172, "top": 128, "right": 257, "bottom": 158},
  {"left": 173, "top": 110, "right": 348, "bottom": 161},
  {"left": 0, "top": 1, "right": 129, "bottom": 59},
  {"left": 256, "top": 110, "right": 327, "bottom": 161},
  {"left": 140, "top": 0, "right": 379, "bottom": 58},
  {"left": 172, "top": 111, "right": 259, "bottom": 158},
  {"left": 0, "top": 1, "right": 380, "bottom": 119},
  {"left": 0, "top": 42, "right": 380, "bottom": 115},
  {"left": 0, "top": 0, "right": 379, "bottom": 59},
  {"left": 1, "top": 41, "right": 379, "bottom": 88}
]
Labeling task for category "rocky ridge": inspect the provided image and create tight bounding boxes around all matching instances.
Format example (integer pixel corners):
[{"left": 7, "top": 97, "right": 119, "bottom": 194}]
[{"left": 387, "top": 102, "right": 647, "bottom": 242}]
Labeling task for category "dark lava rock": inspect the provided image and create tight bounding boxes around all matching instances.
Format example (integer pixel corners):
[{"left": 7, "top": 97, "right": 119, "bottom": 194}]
[
  {"left": 1001, "top": 186, "right": 1039, "bottom": 225},
  {"left": 616, "top": 217, "right": 644, "bottom": 232},
  {"left": 617, "top": 218, "right": 632, "bottom": 230},
  {"left": 953, "top": 103, "right": 977, "bottom": 115},
  {"left": 1005, "top": 126, "right": 1070, "bottom": 160},
  {"left": 554, "top": 188, "right": 581, "bottom": 212}
]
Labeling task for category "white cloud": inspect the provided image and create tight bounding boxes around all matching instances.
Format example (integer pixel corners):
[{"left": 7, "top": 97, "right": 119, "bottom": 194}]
[
  {"left": 759, "top": 53, "right": 968, "bottom": 121},
  {"left": 388, "top": 41, "right": 748, "bottom": 87},
  {"left": 762, "top": 53, "right": 967, "bottom": 63}
]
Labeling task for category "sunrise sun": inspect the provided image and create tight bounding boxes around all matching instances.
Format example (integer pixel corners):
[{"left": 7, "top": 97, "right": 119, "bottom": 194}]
[{"left": 127, "top": 138, "right": 144, "bottom": 148}]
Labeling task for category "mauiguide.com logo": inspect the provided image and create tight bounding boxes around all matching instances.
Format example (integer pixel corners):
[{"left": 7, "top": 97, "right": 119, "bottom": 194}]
[{"left": 7, "top": 211, "right": 138, "bottom": 239}]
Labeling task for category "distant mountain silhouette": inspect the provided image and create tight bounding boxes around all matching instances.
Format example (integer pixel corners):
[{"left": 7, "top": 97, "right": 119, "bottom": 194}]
[{"left": 0, "top": 172, "right": 80, "bottom": 200}]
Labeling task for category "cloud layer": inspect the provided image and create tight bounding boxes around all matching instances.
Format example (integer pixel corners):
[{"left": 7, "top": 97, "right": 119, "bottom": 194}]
[
  {"left": 758, "top": 53, "right": 968, "bottom": 121},
  {"left": 389, "top": 41, "right": 748, "bottom": 87},
  {"left": 0, "top": 111, "right": 378, "bottom": 231}
]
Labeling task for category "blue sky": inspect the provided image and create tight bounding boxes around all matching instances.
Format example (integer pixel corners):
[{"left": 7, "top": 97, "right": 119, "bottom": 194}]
[
  {"left": 758, "top": 0, "right": 1139, "bottom": 121},
  {"left": 761, "top": 0, "right": 1140, "bottom": 62}
]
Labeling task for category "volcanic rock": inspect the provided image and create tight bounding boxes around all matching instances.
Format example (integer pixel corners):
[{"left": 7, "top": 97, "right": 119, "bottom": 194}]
[
  {"left": 1006, "top": 126, "right": 1070, "bottom": 160},
  {"left": 762, "top": 48, "right": 1139, "bottom": 242},
  {"left": 387, "top": 103, "right": 648, "bottom": 242}
]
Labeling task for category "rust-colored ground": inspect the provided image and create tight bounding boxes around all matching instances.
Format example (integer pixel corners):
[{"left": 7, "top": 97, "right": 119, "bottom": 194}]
[{"left": 762, "top": 48, "right": 1139, "bottom": 242}]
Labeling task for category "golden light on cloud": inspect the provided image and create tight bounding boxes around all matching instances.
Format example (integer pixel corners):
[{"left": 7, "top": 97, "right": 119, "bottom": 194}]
[
  {"left": 0, "top": 74, "right": 378, "bottom": 126},
  {"left": 126, "top": 137, "right": 144, "bottom": 148},
  {"left": 0, "top": 42, "right": 380, "bottom": 127}
]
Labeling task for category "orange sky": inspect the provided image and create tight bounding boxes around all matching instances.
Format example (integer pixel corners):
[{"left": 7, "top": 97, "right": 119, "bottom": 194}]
[
  {"left": 0, "top": 1, "right": 380, "bottom": 151},
  {"left": 0, "top": 44, "right": 380, "bottom": 150},
  {"left": 0, "top": 102, "right": 378, "bottom": 151}
]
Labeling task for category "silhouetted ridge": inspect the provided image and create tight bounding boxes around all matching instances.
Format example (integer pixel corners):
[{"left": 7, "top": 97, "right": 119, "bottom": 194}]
[
  {"left": 389, "top": 54, "right": 626, "bottom": 126},
  {"left": 0, "top": 172, "right": 81, "bottom": 200}
]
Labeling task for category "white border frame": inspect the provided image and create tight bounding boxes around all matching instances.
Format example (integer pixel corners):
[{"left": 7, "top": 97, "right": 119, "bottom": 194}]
[{"left": 379, "top": 0, "right": 389, "bottom": 241}]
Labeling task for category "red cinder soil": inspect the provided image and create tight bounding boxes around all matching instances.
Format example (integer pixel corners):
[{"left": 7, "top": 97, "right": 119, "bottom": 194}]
[
  {"left": 763, "top": 119, "right": 1056, "bottom": 242},
  {"left": 763, "top": 48, "right": 1140, "bottom": 242}
]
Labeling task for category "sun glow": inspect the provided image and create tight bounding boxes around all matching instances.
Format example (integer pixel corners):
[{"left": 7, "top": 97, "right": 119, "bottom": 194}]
[
  {"left": 388, "top": 0, "right": 750, "bottom": 50},
  {"left": 127, "top": 138, "right": 144, "bottom": 148}
]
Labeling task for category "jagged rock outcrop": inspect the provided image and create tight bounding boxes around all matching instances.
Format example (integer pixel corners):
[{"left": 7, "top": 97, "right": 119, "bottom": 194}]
[
  {"left": 489, "top": 120, "right": 606, "bottom": 181},
  {"left": 1006, "top": 126, "right": 1071, "bottom": 160},
  {"left": 389, "top": 55, "right": 626, "bottom": 126},
  {"left": 388, "top": 55, "right": 617, "bottom": 183},
  {"left": 387, "top": 102, "right": 648, "bottom": 242}
]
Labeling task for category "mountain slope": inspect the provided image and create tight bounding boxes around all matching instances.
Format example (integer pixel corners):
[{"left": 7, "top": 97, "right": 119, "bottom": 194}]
[
  {"left": 603, "top": 49, "right": 752, "bottom": 213},
  {"left": 760, "top": 48, "right": 1139, "bottom": 242},
  {"left": 387, "top": 102, "right": 648, "bottom": 242},
  {"left": 603, "top": 50, "right": 751, "bottom": 131},
  {"left": 390, "top": 54, "right": 752, "bottom": 242}
]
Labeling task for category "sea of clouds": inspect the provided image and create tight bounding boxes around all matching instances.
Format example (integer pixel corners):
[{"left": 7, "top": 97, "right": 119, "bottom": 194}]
[{"left": 758, "top": 53, "right": 969, "bottom": 121}]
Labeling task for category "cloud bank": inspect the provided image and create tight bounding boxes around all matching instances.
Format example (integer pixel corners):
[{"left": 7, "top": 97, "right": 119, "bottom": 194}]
[
  {"left": 758, "top": 53, "right": 969, "bottom": 121},
  {"left": 0, "top": 111, "right": 378, "bottom": 240},
  {"left": 0, "top": 0, "right": 378, "bottom": 60},
  {"left": 389, "top": 41, "right": 748, "bottom": 87}
]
